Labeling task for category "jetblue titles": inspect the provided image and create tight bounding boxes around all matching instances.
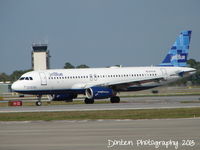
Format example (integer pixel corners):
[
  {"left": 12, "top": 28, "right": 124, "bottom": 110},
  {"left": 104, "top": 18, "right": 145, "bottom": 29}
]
[
  {"left": 50, "top": 72, "right": 63, "bottom": 77},
  {"left": 171, "top": 54, "right": 186, "bottom": 61}
]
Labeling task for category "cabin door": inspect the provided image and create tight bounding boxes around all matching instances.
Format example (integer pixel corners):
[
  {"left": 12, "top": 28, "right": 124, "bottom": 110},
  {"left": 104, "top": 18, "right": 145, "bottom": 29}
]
[
  {"left": 160, "top": 68, "right": 168, "bottom": 79},
  {"left": 39, "top": 72, "right": 47, "bottom": 85}
]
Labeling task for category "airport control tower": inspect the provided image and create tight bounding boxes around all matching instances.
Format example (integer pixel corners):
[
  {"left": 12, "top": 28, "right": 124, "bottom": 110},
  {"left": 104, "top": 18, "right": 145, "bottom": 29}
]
[{"left": 31, "top": 43, "right": 50, "bottom": 71}]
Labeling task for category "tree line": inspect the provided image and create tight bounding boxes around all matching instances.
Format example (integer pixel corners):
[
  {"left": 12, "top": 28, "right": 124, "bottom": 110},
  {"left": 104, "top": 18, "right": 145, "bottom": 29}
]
[
  {"left": 0, "top": 59, "right": 199, "bottom": 85},
  {"left": 64, "top": 62, "right": 89, "bottom": 69},
  {"left": 173, "top": 59, "right": 200, "bottom": 85}
]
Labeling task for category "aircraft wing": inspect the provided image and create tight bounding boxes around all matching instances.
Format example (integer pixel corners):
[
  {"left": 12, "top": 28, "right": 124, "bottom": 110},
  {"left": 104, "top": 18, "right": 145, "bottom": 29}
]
[{"left": 84, "top": 77, "right": 164, "bottom": 90}]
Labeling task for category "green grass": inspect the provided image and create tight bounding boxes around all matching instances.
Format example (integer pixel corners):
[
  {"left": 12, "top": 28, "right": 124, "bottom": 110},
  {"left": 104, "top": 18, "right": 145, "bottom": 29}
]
[
  {"left": 0, "top": 107, "right": 200, "bottom": 121},
  {"left": 181, "top": 100, "right": 200, "bottom": 103}
]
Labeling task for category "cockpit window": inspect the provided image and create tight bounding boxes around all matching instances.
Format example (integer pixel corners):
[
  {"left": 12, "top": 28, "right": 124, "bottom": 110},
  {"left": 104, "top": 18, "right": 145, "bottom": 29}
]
[
  {"left": 19, "top": 77, "right": 25, "bottom": 80},
  {"left": 19, "top": 77, "right": 33, "bottom": 80}
]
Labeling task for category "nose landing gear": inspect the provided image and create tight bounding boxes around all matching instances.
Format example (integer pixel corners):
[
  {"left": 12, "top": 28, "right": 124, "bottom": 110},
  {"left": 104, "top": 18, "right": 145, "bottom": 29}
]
[{"left": 36, "top": 95, "right": 42, "bottom": 106}]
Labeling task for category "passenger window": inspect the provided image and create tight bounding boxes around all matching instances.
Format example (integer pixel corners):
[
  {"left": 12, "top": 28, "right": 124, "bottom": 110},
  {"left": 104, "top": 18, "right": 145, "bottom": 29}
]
[
  {"left": 29, "top": 77, "right": 33, "bottom": 80},
  {"left": 25, "top": 77, "right": 29, "bottom": 80}
]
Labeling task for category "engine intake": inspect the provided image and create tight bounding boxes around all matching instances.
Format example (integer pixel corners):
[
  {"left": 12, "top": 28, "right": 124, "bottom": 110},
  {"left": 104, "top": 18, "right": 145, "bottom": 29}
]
[{"left": 85, "top": 86, "right": 113, "bottom": 99}]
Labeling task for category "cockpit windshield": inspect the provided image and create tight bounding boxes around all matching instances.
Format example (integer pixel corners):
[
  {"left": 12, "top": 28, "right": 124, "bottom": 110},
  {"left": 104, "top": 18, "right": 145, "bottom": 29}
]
[
  {"left": 19, "top": 77, "right": 33, "bottom": 80},
  {"left": 19, "top": 77, "right": 25, "bottom": 80}
]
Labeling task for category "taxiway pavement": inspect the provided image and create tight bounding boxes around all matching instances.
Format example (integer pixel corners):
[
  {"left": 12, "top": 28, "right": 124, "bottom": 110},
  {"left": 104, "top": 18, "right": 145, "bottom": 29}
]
[
  {"left": 0, "top": 118, "right": 199, "bottom": 150},
  {"left": 0, "top": 95, "right": 200, "bottom": 113}
]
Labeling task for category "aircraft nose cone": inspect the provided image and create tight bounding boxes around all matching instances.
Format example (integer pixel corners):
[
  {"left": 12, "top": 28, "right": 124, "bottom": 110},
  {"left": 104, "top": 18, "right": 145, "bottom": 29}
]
[
  {"left": 11, "top": 82, "right": 17, "bottom": 91},
  {"left": 11, "top": 82, "right": 21, "bottom": 92}
]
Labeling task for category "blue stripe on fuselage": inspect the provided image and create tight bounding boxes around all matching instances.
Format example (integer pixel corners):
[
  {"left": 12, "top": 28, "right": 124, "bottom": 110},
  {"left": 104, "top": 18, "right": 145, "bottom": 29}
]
[{"left": 13, "top": 89, "right": 85, "bottom": 95}]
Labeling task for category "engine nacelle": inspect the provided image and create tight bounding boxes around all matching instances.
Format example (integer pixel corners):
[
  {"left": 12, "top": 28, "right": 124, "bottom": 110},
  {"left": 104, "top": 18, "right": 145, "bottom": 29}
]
[
  {"left": 85, "top": 86, "right": 113, "bottom": 99},
  {"left": 49, "top": 93, "right": 77, "bottom": 101}
]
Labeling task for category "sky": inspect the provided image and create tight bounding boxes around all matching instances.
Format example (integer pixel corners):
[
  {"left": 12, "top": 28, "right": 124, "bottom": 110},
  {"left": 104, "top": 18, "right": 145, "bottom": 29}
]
[{"left": 0, "top": 0, "right": 199, "bottom": 74}]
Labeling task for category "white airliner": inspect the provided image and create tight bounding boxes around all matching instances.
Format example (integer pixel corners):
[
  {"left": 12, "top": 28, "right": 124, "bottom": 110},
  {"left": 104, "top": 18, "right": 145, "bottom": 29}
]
[{"left": 11, "top": 30, "right": 196, "bottom": 106}]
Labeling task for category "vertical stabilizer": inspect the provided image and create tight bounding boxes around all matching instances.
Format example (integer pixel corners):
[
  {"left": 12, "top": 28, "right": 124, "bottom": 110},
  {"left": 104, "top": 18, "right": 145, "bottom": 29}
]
[{"left": 159, "top": 30, "right": 192, "bottom": 67}]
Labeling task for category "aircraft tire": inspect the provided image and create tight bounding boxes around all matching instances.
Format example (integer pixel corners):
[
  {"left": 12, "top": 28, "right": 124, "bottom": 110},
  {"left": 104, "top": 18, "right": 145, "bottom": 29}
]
[
  {"left": 36, "top": 101, "right": 42, "bottom": 106},
  {"left": 84, "top": 98, "right": 94, "bottom": 104},
  {"left": 110, "top": 96, "right": 120, "bottom": 103}
]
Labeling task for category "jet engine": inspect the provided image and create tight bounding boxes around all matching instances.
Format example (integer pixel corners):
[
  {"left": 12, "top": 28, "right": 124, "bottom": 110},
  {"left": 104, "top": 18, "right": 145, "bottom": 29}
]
[{"left": 85, "top": 86, "right": 113, "bottom": 99}]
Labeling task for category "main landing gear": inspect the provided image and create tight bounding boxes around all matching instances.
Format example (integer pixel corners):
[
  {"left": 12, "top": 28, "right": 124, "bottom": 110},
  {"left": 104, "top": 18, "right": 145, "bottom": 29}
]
[
  {"left": 84, "top": 96, "right": 120, "bottom": 104},
  {"left": 110, "top": 96, "right": 120, "bottom": 103},
  {"left": 36, "top": 95, "right": 42, "bottom": 106},
  {"left": 84, "top": 98, "right": 94, "bottom": 104}
]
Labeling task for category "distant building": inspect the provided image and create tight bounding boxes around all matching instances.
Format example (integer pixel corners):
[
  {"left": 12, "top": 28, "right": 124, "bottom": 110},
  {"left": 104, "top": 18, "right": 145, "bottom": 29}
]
[{"left": 31, "top": 43, "right": 50, "bottom": 70}]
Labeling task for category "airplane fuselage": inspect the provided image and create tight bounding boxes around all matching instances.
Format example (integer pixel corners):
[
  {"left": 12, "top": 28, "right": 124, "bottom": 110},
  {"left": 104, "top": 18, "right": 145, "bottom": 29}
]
[{"left": 12, "top": 66, "right": 195, "bottom": 95}]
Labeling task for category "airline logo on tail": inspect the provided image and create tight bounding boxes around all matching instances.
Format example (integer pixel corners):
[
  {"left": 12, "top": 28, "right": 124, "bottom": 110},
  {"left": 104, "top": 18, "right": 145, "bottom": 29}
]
[
  {"left": 159, "top": 30, "right": 192, "bottom": 67},
  {"left": 171, "top": 54, "right": 186, "bottom": 62}
]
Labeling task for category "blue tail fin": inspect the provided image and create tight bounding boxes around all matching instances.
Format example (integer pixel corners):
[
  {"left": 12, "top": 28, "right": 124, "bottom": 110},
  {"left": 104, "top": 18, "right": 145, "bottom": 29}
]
[{"left": 159, "top": 30, "right": 192, "bottom": 67}]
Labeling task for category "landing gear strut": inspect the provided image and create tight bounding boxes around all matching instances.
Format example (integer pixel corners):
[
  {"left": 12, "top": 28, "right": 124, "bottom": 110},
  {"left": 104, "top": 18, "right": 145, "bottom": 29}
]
[
  {"left": 84, "top": 98, "right": 94, "bottom": 104},
  {"left": 36, "top": 95, "right": 42, "bottom": 106},
  {"left": 110, "top": 96, "right": 120, "bottom": 103}
]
